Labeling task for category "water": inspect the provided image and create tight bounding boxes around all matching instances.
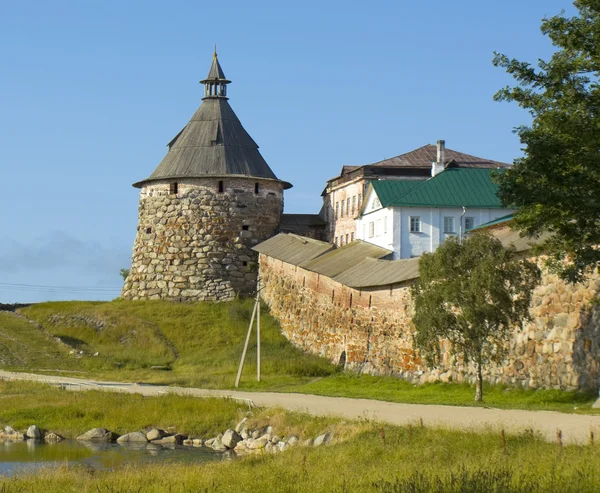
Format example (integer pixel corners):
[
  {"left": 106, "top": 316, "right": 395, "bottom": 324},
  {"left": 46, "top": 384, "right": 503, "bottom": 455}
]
[{"left": 0, "top": 439, "right": 225, "bottom": 477}]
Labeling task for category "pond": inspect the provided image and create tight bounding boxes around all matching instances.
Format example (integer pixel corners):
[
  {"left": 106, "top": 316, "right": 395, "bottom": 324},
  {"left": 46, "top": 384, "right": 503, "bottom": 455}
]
[{"left": 0, "top": 439, "right": 225, "bottom": 477}]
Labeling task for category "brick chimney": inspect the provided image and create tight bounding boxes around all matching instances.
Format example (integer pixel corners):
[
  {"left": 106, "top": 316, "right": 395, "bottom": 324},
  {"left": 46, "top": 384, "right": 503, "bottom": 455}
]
[{"left": 431, "top": 140, "right": 446, "bottom": 177}]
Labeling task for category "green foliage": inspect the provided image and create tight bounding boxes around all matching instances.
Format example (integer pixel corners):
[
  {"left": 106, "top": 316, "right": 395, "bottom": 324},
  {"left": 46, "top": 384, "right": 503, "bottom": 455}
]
[
  {"left": 411, "top": 233, "right": 540, "bottom": 400},
  {"left": 493, "top": 1, "right": 600, "bottom": 282},
  {"left": 119, "top": 268, "right": 130, "bottom": 281}
]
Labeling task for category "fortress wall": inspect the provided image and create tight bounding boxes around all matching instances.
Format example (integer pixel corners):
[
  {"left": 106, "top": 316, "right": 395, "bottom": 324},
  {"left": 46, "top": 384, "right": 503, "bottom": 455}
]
[
  {"left": 122, "top": 178, "right": 283, "bottom": 302},
  {"left": 259, "top": 253, "right": 600, "bottom": 390}
]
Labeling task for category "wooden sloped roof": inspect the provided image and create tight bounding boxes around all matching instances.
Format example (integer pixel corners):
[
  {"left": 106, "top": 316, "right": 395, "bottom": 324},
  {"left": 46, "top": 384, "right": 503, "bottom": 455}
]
[
  {"left": 133, "top": 83, "right": 291, "bottom": 188},
  {"left": 368, "top": 144, "right": 510, "bottom": 169}
]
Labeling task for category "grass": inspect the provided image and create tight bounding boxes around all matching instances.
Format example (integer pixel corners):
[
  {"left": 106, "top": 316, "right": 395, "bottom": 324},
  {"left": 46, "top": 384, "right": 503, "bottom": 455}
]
[
  {"left": 0, "top": 299, "right": 596, "bottom": 413},
  {"left": 0, "top": 382, "right": 599, "bottom": 492}
]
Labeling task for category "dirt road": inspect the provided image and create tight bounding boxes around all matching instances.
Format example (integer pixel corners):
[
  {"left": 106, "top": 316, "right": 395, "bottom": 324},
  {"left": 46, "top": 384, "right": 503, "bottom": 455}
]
[{"left": 1, "top": 370, "right": 599, "bottom": 444}]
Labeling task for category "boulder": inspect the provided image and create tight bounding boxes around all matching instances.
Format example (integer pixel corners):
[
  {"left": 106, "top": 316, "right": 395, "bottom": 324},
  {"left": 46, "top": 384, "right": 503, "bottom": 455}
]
[
  {"left": 192, "top": 439, "right": 203, "bottom": 447},
  {"left": 248, "top": 436, "right": 269, "bottom": 449},
  {"left": 211, "top": 436, "right": 227, "bottom": 452},
  {"left": 146, "top": 428, "right": 167, "bottom": 441},
  {"left": 4, "top": 426, "right": 15, "bottom": 435},
  {"left": 26, "top": 425, "right": 41, "bottom": 439},
  {"left": 313, "top": 432, "right": 333, "bottom": 447},
  {"left": 235, "top": 417, "right": 248, "bottom": 433},
  {"left": 151, "top": 434, "right": 185, "bottom": 445},
  {"left": 277, "top": 441, "right": 288, "bottom": 452},
  {"left": 44, "top": 432, "right": 63, "bottom": 443},
  {"left": 183, "top": 439, "right": 193, "bottom": 446},
  {"left": 286, "top": 435, "right": 299, "bottom": 446},
  {"left": 76, "top": 428, "right": 118, "bottom": 442},
  {"left": 240, "top": 428, "right": 249, "bottom": 440},
  {"left": 222, "top": 429, "right": 242, "bottom": 449},
  {"left": 204, "top": 438, "right": 216, "bottom": 447},
  {"left": 117, "top": 432, "right": 148, "bottom": 444},
  {"left": 271, "top": 435, "right": 281, "bottom": 445}
]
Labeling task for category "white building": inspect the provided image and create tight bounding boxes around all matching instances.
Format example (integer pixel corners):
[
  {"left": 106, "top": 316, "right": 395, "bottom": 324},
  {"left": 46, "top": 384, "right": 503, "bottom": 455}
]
[{"left": 356, "top": 168, "right": 514, "bottom": 259}]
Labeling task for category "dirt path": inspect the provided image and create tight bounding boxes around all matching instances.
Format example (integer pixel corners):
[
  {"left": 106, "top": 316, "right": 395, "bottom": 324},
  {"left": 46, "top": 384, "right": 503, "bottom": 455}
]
[{"left": 1, "top": 370, "right": 599, "bottom": 445}]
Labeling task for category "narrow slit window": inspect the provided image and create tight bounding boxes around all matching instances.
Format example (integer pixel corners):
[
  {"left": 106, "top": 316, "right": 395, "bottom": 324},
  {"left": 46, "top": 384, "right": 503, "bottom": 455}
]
[
  {"left": 242, "top": 225, "right": 249, "bottom": 231},
  {"left": 254, "top": 182, "right": 259, "bottom": 194},
  {"left": 218, "top": 180, "right": 224, "bottom": 193},
  {"left": 170, "top": 182, "right": 178, "bottom": 194},
  {"left": 145, "top": 227, "right": 152, "bottom": 234}
]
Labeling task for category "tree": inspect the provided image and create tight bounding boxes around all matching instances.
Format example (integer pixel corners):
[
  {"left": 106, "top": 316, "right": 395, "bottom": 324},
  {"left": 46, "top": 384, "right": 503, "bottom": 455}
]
[
  {"left": 493, "top": 1, "right": 600, "bottom": 283},
  {"left": 411, "top": 233, "right": 540, "bottom": 401},
  {"left": 119, "top": 268, "right": 130, "bottom": 281}
]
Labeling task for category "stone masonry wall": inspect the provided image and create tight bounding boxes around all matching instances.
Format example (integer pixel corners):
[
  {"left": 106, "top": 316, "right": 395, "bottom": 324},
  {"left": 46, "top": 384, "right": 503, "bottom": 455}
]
[
  {"left": 259, "top": 254, "right": 600, "bottom": 390},
  {"left": 122, "top": 178, "right": 283, "bottom": 302}
]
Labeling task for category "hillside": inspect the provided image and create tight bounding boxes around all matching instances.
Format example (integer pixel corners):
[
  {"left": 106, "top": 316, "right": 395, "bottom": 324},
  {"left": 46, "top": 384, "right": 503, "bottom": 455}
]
[{"left": 0, "top": 299, "right": 336, "bottom": 388}]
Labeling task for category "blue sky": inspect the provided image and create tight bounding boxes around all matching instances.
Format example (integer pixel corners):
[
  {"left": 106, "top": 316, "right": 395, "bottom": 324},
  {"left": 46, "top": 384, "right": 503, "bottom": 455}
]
[{"left": 0, "top": 0, "right": 575, "bottom": 302}]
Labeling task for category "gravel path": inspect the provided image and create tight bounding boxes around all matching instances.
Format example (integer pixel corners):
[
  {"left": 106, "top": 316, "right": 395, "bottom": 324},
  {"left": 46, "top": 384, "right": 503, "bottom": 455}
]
[{"left": 1, "top": 370, "right": 599, "bottom": 444}]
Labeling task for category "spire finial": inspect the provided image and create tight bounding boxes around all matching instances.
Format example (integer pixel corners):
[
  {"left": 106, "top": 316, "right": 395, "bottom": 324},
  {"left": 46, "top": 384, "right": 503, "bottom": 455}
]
[{"left": 213, "top": 44, "right": 217, "bottom": 60}]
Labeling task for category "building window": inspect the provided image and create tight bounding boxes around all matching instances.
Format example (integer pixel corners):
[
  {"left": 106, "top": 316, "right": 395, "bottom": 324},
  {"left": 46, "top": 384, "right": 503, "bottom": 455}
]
[
  {"left": 218, "top": 180, "right": 224, "bottom": 193},
  {"left": 351, "top": 232, "right": 354, "bottom": 241},
  {"left": 465, "top": 217, "right": 475, "bottom": 231},
  {"left": 341, "top": 200, "right": 345, "bottom": 218},
  {"left": 369, "top": 222, "right": 375, "bottom": 238},
  {"left": 358, "top": 193, "right": 362, "bottom": 207},
  {"left": 345, "top": 234, "right": 349, "bottom": 244},
  {"left": 254, "top": 182, "right": 259, "bottom": 194},
  {"left": 242, "top": 225, "right": 249, "bottom": 231},
  {"left": 340, "top": 236, "right": 344, "bottom": 246},
  {"left": 443, "top": 217, "right": 455, "bottom": 234},
  {"left": 352, "top": 196, "right": 356, "bottom": 215},
  {"left": 335, "top": 202, "right": 339, "bottom": 219},
  {"left": 346, "top": 198, "right": 351, "bottom": 217},
  {"left": 335, "top": 236, "right": 338, "bottom": 245},
  {"left": 410, "top": 216, "right": 421, "bottom": 233},
  {"left": 145, "top": 227, "right": 152, "bottom": 234},
  {"left": 169, "top": 182, "right": 178, "bottom": 194}
]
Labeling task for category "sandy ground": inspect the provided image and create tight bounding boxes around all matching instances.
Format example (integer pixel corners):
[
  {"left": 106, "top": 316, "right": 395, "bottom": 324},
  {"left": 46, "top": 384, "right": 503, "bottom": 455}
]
[{"left": 1, "top": 370, "right": 599, "bottom": 444}]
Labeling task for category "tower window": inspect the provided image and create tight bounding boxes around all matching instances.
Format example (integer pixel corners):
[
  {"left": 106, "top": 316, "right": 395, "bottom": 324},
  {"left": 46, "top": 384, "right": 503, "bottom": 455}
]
[
  {"left": 170, "top": 182, "right": 178, "bottom": 194},
  {"left": 218, "top": 180, "right": 224, "bottom": 193},
  {"left": 254, "top": 182, "right": 259, "bottom": 194},
  {"left": 146, "top": 227, "right": 152, "bottom": 234},
  {"left": 242, "top": 225, "right": 249, "bottom": 231}
]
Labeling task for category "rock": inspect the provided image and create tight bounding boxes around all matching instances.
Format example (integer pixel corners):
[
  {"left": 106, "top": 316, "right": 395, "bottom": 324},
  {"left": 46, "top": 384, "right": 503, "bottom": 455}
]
[
  {"left": 240, "top": 428, "right": 249, "bottom": 440},
  {"left": 4, "top": 426, "right": 15, "bottom": 435},
  {"left": 266, "top": 426, "right": 274, "bottom": 435},
  {"left": 211, "top": 436, "right": 227, "bottom": 452},
  {"left": 26, "top": 425, "right": 41, "bottom": 439},
  {"left": 183, "top": 439, "right": 193, "bottom": 446},
  {"left": 152, "top": 434, "right": 185, "bottom": 445},
  {"left": 192, "top": 439, "right": 203, "bottom": 447},
  {"left": 286, "top": 435, "right": 299, "bottom": 446},
  {"left": 248, "top": 436, "right": 269, "bottom": 449},
  {"left": 204, "top": 438, "right": 215, "bottom": 447},
  {"left": 76, "top": 428, "right": 118, "bottom": 442},
  {"left": 146, "top": 429, "right": 167, "bottom": 441},
  {"left": 234, "top": 441, "right": 248, "bottom": 454},
  {"left": 301, "top": 439, "right": 312, "bottom": 447},
  {"left": 44, "top": 432, "right": 63, "bottom": 443},
  {"left": 251, "top": 430, "right": 260, "bottom": 439},
  {"left": 277, "top": 441, "right": 288, "bottom": 451},
  {"left": 271, "top": 435, "right": 281, "bottom": 444},
  {"left": 117, "top": 432, "right": 148, "bottom": 444},
  {"left": 235, "top": 418, "right": 248, "bottom": 433},
  {"left": 313, "top": 432, "right": 333, "bottom": 447},
  {"left": 222, "top": 429, "right": 242, "bottom": 449}
]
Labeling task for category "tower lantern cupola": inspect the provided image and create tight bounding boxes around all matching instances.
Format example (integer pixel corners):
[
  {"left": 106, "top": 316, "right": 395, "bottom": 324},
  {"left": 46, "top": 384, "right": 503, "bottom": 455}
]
[{"left": 201, "top": 48, "right": 231, "bottom": 99}]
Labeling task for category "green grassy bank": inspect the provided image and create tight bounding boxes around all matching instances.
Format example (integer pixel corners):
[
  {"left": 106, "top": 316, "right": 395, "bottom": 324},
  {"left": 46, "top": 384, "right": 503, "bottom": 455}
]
[
  {"left": 0, "top": 299, "right": 597, "bottom": 413},
  {"left": 0, "top": 382, "right": 599, "bottom": 492}
]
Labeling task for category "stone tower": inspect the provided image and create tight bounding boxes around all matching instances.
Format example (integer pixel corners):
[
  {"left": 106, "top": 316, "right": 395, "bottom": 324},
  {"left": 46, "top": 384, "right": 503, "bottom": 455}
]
[{"left": 122, "top": 51, "right": 292, "bottom": 302}]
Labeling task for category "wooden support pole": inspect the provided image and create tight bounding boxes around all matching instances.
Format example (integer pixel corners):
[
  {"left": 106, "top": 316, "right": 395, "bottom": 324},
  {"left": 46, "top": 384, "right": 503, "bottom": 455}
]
[{"left": 234, "top": 300, "right": 258, "bottom": 388}]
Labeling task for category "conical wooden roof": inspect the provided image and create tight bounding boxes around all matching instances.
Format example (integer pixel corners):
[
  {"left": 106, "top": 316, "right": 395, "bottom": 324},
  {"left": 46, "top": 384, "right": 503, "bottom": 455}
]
[{"left": 133, "top": 56, "right": 291, "bottom": 189}]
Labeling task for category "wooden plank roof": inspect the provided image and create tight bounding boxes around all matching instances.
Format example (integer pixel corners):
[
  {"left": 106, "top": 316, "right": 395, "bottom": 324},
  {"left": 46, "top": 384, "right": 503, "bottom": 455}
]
[{"left": 133, "top": 96, "right": 291, "bottom": 188}]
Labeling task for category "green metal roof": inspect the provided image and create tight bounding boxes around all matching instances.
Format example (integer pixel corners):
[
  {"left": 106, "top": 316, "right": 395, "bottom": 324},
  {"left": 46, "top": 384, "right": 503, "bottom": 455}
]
[
  {"left": 468, "top": 213, "right": 514, "bottom": 231},
  {"left": 370, "top": 180, "right": 426, "bottom": 207},
  {"left": 387, "top": 168, "right": 504, "bottom": 208}
]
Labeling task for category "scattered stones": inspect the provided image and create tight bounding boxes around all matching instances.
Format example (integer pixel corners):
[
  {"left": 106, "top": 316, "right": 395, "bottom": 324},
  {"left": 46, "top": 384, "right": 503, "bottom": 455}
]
[
  {"left": 211, "top": 435, "right": 227, "bottom": 452},
  {"left": 76, "top": 428, "right": 119, "bottom": 442},
  {"left": 235, "top": 418, "right": 248, "bottom": 433},
  {"left": 151, "top": 434, "right": 185, "bottom": 445},
  {"left": 286, "top": 435, "right": 299, "bottom": 446},
  {"left": 313, "top": 432, "right": 333, "bottom": 447},
  {"left": 117, "top": 432, "right": 148, "bottom": 444}
]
